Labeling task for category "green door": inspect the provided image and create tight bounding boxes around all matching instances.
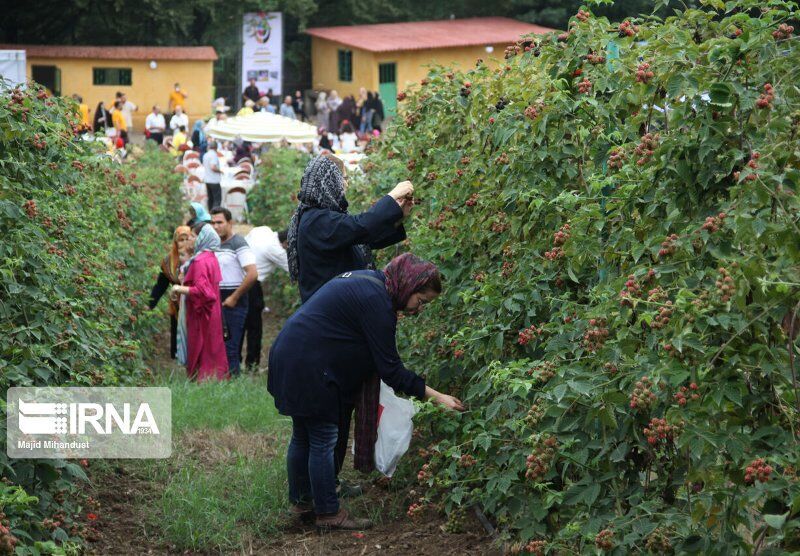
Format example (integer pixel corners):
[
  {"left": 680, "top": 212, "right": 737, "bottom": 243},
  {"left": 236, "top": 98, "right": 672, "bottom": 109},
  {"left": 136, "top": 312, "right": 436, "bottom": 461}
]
[{"left": 378, "top": 63, "right": 397, "bottom": 119}]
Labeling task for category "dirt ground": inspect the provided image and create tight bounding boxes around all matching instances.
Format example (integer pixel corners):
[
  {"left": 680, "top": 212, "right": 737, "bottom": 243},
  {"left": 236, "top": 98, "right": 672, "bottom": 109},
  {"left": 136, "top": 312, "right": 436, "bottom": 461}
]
[{"left": 88, "top": 299, "right": 501, "bottom": 555}]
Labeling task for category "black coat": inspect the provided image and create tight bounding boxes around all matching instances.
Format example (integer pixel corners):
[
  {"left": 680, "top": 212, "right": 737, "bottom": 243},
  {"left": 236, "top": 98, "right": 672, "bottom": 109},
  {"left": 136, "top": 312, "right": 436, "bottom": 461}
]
[
  {"left": 296, "top": 194, "right": 406, "bottom": 302},
  {"left": 268, "top": 270, "right": 426, "bottom": 422}
]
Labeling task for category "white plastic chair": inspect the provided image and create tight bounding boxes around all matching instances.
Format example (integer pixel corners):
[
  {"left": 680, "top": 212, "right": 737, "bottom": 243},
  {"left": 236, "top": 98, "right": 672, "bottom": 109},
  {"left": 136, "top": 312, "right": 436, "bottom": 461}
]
[{"left": 224, "top": 186, "right": 248, "bottom": 223}]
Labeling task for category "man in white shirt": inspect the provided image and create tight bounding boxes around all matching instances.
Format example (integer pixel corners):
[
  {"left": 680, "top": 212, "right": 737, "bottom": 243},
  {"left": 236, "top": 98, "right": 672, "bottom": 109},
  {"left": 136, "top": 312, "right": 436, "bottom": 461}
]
[
  {"left": 145, "top": 105, "right": 166, "bottom": 144},
  {"left": 202, "top": 141, "right": 222, "bottom": 211},
  {"left": 242, "top": 227, "right": 289, "bottom": 370},
  {"left": 118, "top": 92, "right": 138, "bottom": 132},
  {"left": 170, "top": 105, "right": 189, "bottom": 133}
]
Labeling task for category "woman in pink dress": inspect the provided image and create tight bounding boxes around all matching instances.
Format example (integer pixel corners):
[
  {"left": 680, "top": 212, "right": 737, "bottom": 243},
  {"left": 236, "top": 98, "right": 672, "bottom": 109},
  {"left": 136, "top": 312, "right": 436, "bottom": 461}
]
[{"left": 171, "top": 223, "right": 229, "bottom": 381}]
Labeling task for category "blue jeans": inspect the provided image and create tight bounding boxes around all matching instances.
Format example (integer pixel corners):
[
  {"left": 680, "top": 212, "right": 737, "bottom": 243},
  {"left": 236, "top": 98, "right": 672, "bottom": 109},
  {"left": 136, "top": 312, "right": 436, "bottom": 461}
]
[
  {"left": 220, "top": 289, "right": 248, "bottom": 376},
  {"left": 287, "top": 417, "right": 339, "bottom": 515},
  {"left": 359, "top": 109, "right": 374, "bottom": 134}
]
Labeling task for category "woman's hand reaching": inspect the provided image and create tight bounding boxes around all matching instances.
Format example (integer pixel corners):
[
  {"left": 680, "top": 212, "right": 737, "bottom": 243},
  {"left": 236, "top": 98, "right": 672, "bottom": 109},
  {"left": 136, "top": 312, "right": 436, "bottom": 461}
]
[
  {"left": 389, "top": 180, "right": 414, "bottom": 201},
  {"left": 425, "top": 386, "right": 466, "bottom": 412}
]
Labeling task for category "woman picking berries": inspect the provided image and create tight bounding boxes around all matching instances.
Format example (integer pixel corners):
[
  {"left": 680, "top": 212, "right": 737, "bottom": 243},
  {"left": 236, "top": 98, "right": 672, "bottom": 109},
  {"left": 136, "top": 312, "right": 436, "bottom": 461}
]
[{"left": 268, "top": 253, "right": 464, "bottom": 530}]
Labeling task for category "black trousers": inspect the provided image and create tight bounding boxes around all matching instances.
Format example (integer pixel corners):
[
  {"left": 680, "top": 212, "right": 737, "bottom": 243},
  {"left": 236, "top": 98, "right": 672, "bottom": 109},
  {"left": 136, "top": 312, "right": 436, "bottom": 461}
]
[
  {"left": 335, "top": 403, "right": 354, "bottom": 476},
  {"left": 149, "top": 132, "right": 164, "bottom": 145},
  {"left": 206, "top": 183, "right": 222, "bottom": 212},
  {"left": 169, "top": 314, "right": 177, "bottom": 359},
  {"left": 240, "top": 281, "right": 264, "bottom": 368}
]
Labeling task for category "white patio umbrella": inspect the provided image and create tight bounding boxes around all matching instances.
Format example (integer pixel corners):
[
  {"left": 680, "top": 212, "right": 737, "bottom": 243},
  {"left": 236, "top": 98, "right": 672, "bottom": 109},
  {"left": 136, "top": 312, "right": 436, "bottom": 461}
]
[{"left": 205, "top": 112, "right": 317, "bottom": 144}]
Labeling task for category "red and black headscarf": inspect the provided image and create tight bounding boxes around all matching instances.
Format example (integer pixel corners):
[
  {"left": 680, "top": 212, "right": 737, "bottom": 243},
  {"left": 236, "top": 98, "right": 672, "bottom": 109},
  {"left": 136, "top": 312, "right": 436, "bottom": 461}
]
[{"left": 383, "top": 253, "right": 440, "bottom": 311}]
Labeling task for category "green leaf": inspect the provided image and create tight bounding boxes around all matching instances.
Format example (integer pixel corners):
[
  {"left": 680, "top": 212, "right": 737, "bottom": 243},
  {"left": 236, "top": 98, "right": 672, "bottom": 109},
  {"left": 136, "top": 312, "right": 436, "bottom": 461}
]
[
  {"left": 708, "top": 82, "right": 734, "bottom": 107},
  {"left": 763, "top": 512, "right": 788, "bottom": 530}
]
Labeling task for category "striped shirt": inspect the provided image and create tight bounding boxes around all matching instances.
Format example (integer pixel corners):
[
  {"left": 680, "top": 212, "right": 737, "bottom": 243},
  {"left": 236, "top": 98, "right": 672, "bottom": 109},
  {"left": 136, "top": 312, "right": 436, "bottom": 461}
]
[{"left": 215, "top": 234, "right": 256, "bottom": 289}]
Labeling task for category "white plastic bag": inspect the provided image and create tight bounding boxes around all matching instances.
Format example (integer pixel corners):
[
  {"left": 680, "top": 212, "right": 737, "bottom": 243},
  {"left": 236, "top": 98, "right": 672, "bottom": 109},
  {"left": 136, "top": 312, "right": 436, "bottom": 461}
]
[{"left": 374, "top": 381, "right": 417, "bottom": 477}]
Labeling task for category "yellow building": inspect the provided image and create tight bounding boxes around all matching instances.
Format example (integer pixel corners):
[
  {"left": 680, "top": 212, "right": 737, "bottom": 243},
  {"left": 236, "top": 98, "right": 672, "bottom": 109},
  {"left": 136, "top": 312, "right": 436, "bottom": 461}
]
[
  {"left": 0, "top": 44, "right": 217, "bottom": 130},
  {"left": 306, "top": 17, "right": 556, "bottom": 117}
]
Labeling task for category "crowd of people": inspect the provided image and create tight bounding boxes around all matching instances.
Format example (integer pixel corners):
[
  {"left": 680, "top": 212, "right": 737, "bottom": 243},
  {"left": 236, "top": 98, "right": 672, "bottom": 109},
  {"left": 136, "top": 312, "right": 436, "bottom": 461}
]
[{"left": 148, "top": 153, "right": 464, "bottom": 531}]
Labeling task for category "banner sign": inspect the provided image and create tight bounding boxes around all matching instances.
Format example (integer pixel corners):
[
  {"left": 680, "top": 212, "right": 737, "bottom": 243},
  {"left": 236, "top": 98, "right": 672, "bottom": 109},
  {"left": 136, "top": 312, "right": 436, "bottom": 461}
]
[{"left": 242, "top": 12, "right": 283, "bottom": 97}]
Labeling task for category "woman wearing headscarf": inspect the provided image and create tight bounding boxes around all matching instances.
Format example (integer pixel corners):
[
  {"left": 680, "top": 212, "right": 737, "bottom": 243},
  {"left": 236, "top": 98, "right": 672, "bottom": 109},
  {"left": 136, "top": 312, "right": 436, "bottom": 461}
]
[
  {"left": 336, "top": 96, "right": 356, "bottom": 134},
  {"left": 269, "top": 253, "right": 464, "bottom": 530},
  {"left": 315, "top": 91, "right": 331, "bottom": 129},
  {"left": 286, "top": 154, "right": 414, "bottom": 497},
  {"left": 191, "top": 120, "right": 207, "bottom": 156},
  {"left": 148, "top": 226, "right": 191, "bottom": 358},
  {"left": 92, "top": 101, "right": 111, "bottom": 134},
  {"left": 327, "top": 90, "right": 343, "bottom": 133},
  {"left": 170, "top": 223, "right": 229, "bottom": 381}
]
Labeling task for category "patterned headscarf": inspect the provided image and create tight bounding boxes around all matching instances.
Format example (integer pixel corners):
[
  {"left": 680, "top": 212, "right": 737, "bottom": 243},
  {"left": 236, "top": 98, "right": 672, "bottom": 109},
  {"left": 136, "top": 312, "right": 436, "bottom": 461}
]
[
  {"left": 287, "top": 155, "right": 371, "bottom": 281},
  {"left": 383, "top": 253, "right": 440, "bottom": 311},
  {"left": 185, "top": 223, "right": 220, "bottom": 273},
  {"left": 161, "top": 225, "right": 191, "bottom": 284}
]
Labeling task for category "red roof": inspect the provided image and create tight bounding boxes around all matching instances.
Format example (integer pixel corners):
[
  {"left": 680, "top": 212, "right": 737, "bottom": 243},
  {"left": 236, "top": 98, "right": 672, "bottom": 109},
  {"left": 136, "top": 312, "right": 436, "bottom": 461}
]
[
  {"left": 305, "top": 17, "right": 557, "bottom": 52},
  {"left": 0, "top": 44, "right": 218, "bottom": 61}
]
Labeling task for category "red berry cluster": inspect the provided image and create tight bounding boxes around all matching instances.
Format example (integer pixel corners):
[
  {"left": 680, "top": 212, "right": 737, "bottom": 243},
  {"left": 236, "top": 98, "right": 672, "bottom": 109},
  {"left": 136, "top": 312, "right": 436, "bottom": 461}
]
[
  {"left": 453, "top": 349, "right": 465, "bottom": 359},
  {"left": 474, "top": 271, "right": 485, "bottom": 282},
  {"left": 116, "top": 207, "right": 132, "bottom": 230},
  {"left": 557, "top": 30, "right": 573, "bottom": 42},
  {"left": 527, "top": 361, "right": 556, "bottom": 383},
  {"left": 525, "top": 403, "right": 544, "bottom": 426},
  {"left": 501, "top": 260, "right": 515, "bottom": 278},
  {"left": 406, "top": 159, "right": 416, "bottom": 172},
  {"left": 425, "top": 171, "right": 437, "bottom": 181},
  {"left": 587, "top": 52, "right": 606, "bottom": 64},
  {"left": 573, "top": 68, "right": 583, "bottom": 77},
  {"left": 674, "top": 382, "right": 699, "bottom": 406},
  {"left": 524, "top": 102, "right": 545, "bottom": 120},
  {"left": 634, "top": 133, "right": 659, "bottom": 165},
  {"left": 772, "top": 23, "right": 794, "bottom": 40},
  {"left": 23, "top": 199, "right": 38, "bottom": 218},
  {"left": 756, "top": 84, "right": 775, "bottom": 109},
  {"left": 458, "top": 454, "right": 477, "bottom": 468},
  {"left": 715, "top": 267, "right": 735, "bottom": 302},
  {"left": 595, "top": 529, "right": 614, "bottom": 550},
  {"left": 618, "top": 20, "right": 639, "bottom": 37},
  {"left": 744, "top": 458, "right": 773, "bottom": 484},
  {"left": 525, "top": 436, "right": 557, "bottom": 481},
  {"left": 701, "top": 211, "right": 727, "bottom": 232},
  {"left": 619, "top": 273, "right": 641, "bottom": 307},
  {"left": 583, "top": 318, "right": 609, "bottom": 352},
  {"left": 552, "top": 222, "right": 571, "bottom": 246},
  {"left": 577, "top": 77, "right": 593, "bottom": 94},
  {"left": 646, "top": 529, "right": 672, "bottom": 553},
  {"left": 404, "top": 112, "right": 421, "bottom": 127},
  {"left": 407, "top": 502, "right": 425, "bottom": 519},
  {"left": 630, "top": 377, "right": 657, "bottom": 411},
  {"left": 575, "top": 9, "right": 590, "bottom": 21},
  {"left": 64, "top": 184, "right": 77, "bottom": 196},
  {"left": 396, "top": 91, "right": 407, "bottom": 102},
  {"left": 417, "top": 463, "right": 431, "bottom": 483},
  {"left": 651, "top": 300, "right": 673, "bottom": 329},
  {"left": 460, "top": 156, "right": 470, "bottom": 165},
  {"left": 518, "top": 324, "right": 544, "bottom": 345},
  {"left": 525, "top": 540, "right": 547, "bottom": 556},
  {"left": 465, "top": 193, "right": 479, "bottom": 207},
  {"left": 734, "top": 151, "right": 760, "bottom": 182},
  {"left": 31, "top": 133, "right": 47, "bottom": 150},
  {"left": 0, "top": 513, "right": 18, "bottom": 555},
  {"left": 491, "top": 211, "right": 510, "bottom": 233},
  {"left": 658, "top": 234, "right": 679, "bottom": 258},
  {"left": 608, "top": 147, "right": 626, "bottom": 169},
  {"left": 604, "top": 362, "right": 619, "bottom": 376},
  {"left": 496, "top": 152, "right": 510, "bottom": 165},
  {"left": 643, "top": 417, "right": 683, "bottom": 445},
  {"left": 460, "top": 81, "right": 472, "bottom": 97},
  {"left": 635, "top": 62, "right": 655, "bottom": 83},
  {"left": 47, "top": 244, "right": 66, "bottom": 257}
]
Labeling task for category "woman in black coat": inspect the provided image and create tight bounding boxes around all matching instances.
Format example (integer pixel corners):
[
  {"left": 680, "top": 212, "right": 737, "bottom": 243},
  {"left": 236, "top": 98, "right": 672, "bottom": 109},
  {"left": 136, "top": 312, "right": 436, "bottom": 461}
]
[
  {"left": 286, "top": 154, "right": 414, "bottom": 491},
  {"left": 269, "top": 253, "right": 463, "bottom": 530}
]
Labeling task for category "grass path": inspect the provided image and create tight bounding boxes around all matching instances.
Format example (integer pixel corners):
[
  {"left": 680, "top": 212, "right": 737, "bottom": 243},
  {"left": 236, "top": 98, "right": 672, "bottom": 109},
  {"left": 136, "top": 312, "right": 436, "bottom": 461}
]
[{"left": 87, "top": 311, "right": 497, "bottom": 555}]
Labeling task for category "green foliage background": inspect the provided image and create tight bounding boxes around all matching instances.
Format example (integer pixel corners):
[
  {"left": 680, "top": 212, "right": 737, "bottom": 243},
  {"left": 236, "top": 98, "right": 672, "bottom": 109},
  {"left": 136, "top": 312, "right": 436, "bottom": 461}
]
[
  {"left": 360, "top": 0, "right": 800, "bottom": 552},
  {"left": 0, "top": 83, "right": 182, "bottom": 551}
]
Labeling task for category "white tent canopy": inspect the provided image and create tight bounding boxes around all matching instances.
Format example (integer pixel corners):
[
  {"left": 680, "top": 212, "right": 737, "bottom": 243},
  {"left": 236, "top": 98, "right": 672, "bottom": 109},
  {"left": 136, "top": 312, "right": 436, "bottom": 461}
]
[{"left": 205, "top": 112, "right": 317, "bottom": 144}]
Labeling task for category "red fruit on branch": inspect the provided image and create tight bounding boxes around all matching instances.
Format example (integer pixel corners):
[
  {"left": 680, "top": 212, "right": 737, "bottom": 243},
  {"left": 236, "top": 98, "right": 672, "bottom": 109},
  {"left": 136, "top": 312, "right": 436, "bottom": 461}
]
[
  {"left": 635, "top": 62, "right": 655, "bottom": 83},
  {"left": 772, "top": 23, "right": 794, "bottom": 40},
  {"left": 630, "top": 376, "right": 657, "bottom": 411},
  {"left": 595, "top": 529, "right": 614, "bottom": 550},
  {"left": 634, "top": 132, "right": 659, "bottom": 165},
  {"left": 658, "top": 233, "right": 678, "bottom": 258},
  {"left": 744, "top": 457, "right": 773, "bottom": 484},
  {"left": 756, "top": 83, "right": 774, "bottom": 109},
  {"left": 607, "top": 147, "right": 626, "bottom": 169},
  {"left": 396, "top": 91, "right": 407, "bottom": 101},
  {"left": 23, "top": 199, "right": 38, "bottom": 218},
  {"left": 618, "top": 20, "right": 639, "bottom": 37},
  {"left": 577, "top": 77, "right": 593, "bottom": 94}
]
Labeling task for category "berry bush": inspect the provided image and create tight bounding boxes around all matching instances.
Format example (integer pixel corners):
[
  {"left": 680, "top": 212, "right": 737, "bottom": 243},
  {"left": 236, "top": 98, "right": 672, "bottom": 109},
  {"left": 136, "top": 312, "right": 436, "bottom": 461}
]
[
  {"left": 0, "top": 83, "right": 182, "bottom": 551},
  {"left": 362, "top": 0, "right": 800, "bottom": 551}
]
